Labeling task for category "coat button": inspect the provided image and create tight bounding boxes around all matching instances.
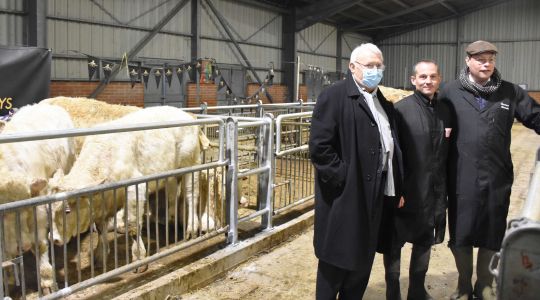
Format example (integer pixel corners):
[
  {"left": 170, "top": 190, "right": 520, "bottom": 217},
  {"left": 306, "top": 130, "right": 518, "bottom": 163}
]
[
  {"left": 370, "top": 148, "right": 375, "bottom": 155},
  {"left": 370, "top": 122, "right": 376, "bottom": 127},
  {"left": 366, "top": 174, "right": 372, "bottom": 181}
]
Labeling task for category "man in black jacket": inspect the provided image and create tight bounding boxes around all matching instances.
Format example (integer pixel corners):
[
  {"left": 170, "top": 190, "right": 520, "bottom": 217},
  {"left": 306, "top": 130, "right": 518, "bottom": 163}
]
[
  {"left": 383, "top": 60, "right": 451, "bottom": 300},
  {"left": 309, "top": 43, "right": 402, "bottom": 299},
  {"left": 439, "top": 40, "right": 540, "bottom": 300}
]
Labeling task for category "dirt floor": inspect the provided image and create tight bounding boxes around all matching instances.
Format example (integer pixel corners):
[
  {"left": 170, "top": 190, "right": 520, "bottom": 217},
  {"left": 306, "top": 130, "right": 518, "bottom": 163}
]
[{"left": 182, "top": 123, "right": 540, "bottom": 300}]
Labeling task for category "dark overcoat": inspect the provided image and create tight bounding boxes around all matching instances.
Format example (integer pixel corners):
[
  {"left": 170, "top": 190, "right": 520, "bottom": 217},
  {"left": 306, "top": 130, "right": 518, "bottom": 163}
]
[
  {"left": 309, "top": 72, "right": 402, "bottom": 271},
  {"left": 393, "top": 91, "right": 452, "bottom": 246},
  {"left": 439, "top": 79, "right": 540, "bottom": 250}
]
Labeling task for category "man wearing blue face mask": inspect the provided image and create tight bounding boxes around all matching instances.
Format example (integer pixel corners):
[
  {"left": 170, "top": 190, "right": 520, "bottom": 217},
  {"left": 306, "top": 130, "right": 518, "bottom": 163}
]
[{"left": 309, "top": 43, "right": 403, "bottom": 299}]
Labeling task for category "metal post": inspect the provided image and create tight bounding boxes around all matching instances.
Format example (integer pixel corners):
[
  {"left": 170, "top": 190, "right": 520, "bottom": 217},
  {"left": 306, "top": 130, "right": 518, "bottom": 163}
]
[
  {"left": 191, "top": 0, "right": 201, "bottom": 62},
  {"left": 204, "top": 0, "right": 273, "bottom": 103},
  {"left": 25, "top": 0, "right": 47, "bottom": 47},
  {"left": 225, "top": 118, "right": 239, "bottom": 244},
  {"left": 259, "top": 114, "right": 274, "bottom": 229},
  {"left": 295, "top": 56, "right": 301, "bottom": 101}
]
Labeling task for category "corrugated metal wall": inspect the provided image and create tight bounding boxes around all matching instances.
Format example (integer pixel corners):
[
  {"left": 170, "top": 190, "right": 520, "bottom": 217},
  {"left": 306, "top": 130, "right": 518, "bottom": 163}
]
[
  {"left": 379, "top": 0, "right": 540, "bottom": 90},
  {"left": 200, "top": 0, "right": 282, "bottom": 83},
  {"left": 5, "top": 0, "right": 538, "bottom": 89},
  {"left": 341, "top": 32, "right": 372, "bottom": 73},
  {"left": 0, "top": 0, "right": 24, "bottom": 46},
  {"left": 297, "top": 22, "right": 337, "bottom": 74},
  {"left": 48, "top": 0, "right": 192, "bottom": 80}
]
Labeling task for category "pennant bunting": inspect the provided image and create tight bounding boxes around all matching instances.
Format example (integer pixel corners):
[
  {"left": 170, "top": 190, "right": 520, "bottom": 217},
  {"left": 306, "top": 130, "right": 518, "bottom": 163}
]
[{"left": 87, "top": 56, "right": 99, "bottom": 80}]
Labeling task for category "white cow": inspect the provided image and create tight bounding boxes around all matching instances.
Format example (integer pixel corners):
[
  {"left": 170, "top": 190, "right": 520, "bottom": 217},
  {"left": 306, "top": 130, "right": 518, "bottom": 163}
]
[
  {"left": 40, "top": 97, "right": 140, "bottom": 154},
  {"left": 0, "top": 103, "right": 75, "bottom": 294},
  {"left": 199, "top": 168, "right": 249, "bottom": 233},
  {"left": 47, "top": 106, "right": 205, "bottom": 272},
  {"left": 40, "top": 97, "right": 212, "bottom": 237}
]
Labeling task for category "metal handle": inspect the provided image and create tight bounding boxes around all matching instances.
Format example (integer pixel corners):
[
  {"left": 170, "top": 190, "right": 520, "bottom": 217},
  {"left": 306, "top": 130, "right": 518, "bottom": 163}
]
[{"left": 489, "top": 252, "right": 500, "bottom": 278}]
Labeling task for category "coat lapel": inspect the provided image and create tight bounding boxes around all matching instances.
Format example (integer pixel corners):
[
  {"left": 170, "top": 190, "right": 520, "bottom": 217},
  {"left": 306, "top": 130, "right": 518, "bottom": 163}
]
[
  {"left": 345, "top": 71, "right": 376, "bottom": 122},
  {"left": 461, "top": 90, "right": 482, "bottom": 112}
]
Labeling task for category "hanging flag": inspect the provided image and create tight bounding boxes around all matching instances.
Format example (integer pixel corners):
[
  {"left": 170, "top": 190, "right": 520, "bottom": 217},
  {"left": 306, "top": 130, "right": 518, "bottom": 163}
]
[
  {"left": 87, "top": 56, "right": 99, "bottom": 80},
  {"left": 154, "top": 68, "right": 162, "bottom": 87},
  {"left": 128, "top": 66, "right": 139, "bottom": 88},
  {"left": 187, "top": 64, "right": 196, "bottom": 82},
  {"left": 165, "top": 68, "right": 173, "bottom": 87},
  {"left": 141, "top": 67, "right": 152, "bottom": 88},
  {"left": 176, "top": 66, "right": 184, "bottom": 83},
  {"left": 103, "top": 62, "right": 114, "bottom": 83}
]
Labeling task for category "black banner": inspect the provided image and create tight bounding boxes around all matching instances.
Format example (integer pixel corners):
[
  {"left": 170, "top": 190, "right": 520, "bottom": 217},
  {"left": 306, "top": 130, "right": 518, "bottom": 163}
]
[{"left": 0, "top": 46, "right": 51, "bottom": 116}]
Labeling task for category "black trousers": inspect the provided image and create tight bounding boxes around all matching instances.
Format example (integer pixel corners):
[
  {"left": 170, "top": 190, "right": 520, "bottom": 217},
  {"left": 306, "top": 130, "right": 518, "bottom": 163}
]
[{"left": 316, "top": 257, "right": 375, "bottom": 300}]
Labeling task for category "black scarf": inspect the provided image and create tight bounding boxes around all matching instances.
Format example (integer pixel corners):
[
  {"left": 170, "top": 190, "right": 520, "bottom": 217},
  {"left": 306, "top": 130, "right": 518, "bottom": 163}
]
[{"left": 459, "top": 67, "right": 502, "bottom": 97}]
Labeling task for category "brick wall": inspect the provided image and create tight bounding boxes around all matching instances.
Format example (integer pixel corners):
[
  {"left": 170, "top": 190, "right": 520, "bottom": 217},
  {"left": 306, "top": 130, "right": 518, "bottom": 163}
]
[
  {"left": 246, "top": 84, "right": 309, "bottom": 103},
  {"left": 50, "top": 81, "right": 144, "bottom": 107},
  {"left": 49, "top": 81, "right": 315, "bottom": 107},
  {"left": 186, "top": 83, "right": 218, "bottom": 107}
]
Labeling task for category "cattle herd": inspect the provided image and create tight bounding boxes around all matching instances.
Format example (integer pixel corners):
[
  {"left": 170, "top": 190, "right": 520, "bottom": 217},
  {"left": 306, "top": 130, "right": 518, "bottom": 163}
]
[{"left": 0, "top": 98, "right": 223, "bottom": 297}]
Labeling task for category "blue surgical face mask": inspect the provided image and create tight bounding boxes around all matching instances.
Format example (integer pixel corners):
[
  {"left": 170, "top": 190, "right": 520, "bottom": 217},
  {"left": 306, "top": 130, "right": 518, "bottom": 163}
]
[{"left": 361, "top": 68, "right": 383, "bottom": 88}]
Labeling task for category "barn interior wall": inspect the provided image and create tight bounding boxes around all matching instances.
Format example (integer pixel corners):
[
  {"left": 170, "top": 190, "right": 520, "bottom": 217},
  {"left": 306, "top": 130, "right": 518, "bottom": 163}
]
[{"left": 378, "top": 0, "right": 540, "bottom": 91}]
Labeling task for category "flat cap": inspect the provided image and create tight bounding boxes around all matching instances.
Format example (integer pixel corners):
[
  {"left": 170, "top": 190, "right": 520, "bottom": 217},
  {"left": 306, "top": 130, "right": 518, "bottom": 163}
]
[{"left": 466, "top": 40, "right": 498, "bottom": 55}]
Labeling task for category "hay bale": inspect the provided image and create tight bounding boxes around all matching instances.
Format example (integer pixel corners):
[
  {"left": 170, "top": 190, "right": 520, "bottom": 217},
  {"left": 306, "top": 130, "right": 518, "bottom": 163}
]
[{"left": 379, "top": 86, "right": 413, "bottom": 103}]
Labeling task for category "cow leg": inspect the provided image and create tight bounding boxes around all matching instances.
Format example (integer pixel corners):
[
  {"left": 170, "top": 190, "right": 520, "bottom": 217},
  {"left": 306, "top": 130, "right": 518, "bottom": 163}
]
[
  {"left": 183, "top": 172, "right": 199, "bottom": 239},
  {"left": 31, "top": 207, "right": 57, "bottom": 294},
  {"left": 93, "top": 221, "right": 110, "bottom": 270},
  {"left": 200, "top": 170, "right": 218, "bottom": 233},
  {"left": 36, "top": 240, "right": 57, "bottom": 294},
  {"left": 126, "top": 183, "right": 147, "bottom": 273}
]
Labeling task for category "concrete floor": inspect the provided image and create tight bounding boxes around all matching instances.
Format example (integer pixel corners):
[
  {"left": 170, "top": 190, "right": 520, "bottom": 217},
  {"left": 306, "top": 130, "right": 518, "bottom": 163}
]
[{"left": 182, "top": 123, "right": 540, "bottom": 300}]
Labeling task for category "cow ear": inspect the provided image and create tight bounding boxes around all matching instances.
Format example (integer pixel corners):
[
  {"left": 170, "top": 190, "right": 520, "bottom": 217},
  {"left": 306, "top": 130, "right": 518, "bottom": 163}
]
[{"left": 30, "top": 178, "right": 48, "bottom": 197}]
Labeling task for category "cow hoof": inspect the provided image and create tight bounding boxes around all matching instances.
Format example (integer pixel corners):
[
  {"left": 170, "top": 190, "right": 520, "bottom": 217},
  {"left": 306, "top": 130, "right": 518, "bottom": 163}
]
[{"left": 134, "top": 264, "right": 148, "bottom": 273}]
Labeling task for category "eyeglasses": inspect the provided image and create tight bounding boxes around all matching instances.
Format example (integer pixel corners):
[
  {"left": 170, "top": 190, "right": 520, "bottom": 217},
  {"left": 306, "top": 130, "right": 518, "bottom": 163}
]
[{"left": 353, "top": 61, "right": 385, "bottom": 71}]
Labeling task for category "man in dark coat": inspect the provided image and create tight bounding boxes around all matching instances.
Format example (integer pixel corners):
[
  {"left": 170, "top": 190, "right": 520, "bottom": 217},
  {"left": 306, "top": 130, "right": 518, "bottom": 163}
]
[
  {"left": 383, "top": 60, "right": 452, "bottom": 300},
  {"left": 439, "top": 40, "right": 540, "bottom": 300},
  {"left": 309, "top": 43, "right": 402, "bottom": 299}
]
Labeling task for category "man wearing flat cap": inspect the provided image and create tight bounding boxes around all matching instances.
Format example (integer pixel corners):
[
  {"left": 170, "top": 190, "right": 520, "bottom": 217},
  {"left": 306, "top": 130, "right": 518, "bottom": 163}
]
[{"left": 439, "top": 40, "right": 540, "bottom": 299}]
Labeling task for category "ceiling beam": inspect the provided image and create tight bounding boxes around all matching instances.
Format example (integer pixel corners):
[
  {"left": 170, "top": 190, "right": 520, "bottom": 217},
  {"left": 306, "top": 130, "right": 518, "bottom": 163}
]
[
  {"left": 348, "top": 0, "right": 442, "bottom": 30},
  {"left": 374, "top": 0, "right": 514, "bottom": 42},
  {"left": 295, "top": 0, "right": 362, "bottom": 31},
  {"left": 437, "top": 0, "right": 459, "bottom": 15},
  {"left": 357, "top": 2, "right": 385, "bottom": 16},
  {"left": 227, "top": 0, "right": 290, "bottom": 14},
  {"left": 392, "top": 0, "right": 430, "bottom": 19}
]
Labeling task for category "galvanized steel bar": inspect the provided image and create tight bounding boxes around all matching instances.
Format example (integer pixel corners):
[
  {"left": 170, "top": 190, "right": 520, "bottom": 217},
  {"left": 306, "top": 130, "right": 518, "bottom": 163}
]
[
  {"left": 521, "top": 161, "right": 540, "bottom": 221},
  {"left": 0, "top": 161, "right": 226, "bottom": 212},
  {"left": 0, "top": 118, "right": 223, "bottom": 144},
  {"left": 273, "top": 195, "right": 315, "bottom": 215},
  {"left": 41, "top": 228, "right": 228, "bottom": 300},
  {"left": 275, "top": 112, "right": 312, "bottom": 153},
  {"left": 238, "top": 208, "right": 270, "bottom": 224},
  {"left": 225, "top": 118, "right": 239, "bottom": 244},
  {"left": 260, "top": 114, "right": 275, "bottom": 229}
]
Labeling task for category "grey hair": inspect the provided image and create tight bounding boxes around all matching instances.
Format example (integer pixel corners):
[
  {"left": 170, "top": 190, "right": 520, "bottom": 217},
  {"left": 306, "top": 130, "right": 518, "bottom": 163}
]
[{"left": 350, "top": 43, "right": 383, "bottom": 64}]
